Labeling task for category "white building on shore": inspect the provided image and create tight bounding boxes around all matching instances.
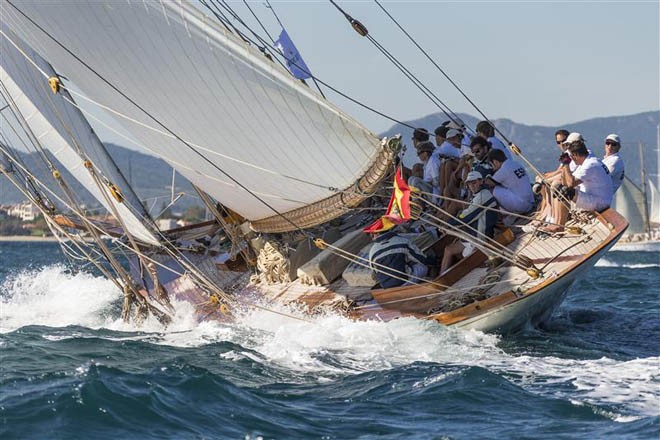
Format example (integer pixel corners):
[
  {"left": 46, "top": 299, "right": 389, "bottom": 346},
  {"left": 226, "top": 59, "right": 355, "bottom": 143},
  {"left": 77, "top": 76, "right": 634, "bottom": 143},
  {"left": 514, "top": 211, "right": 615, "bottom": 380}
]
[{"left": 7, "top": 202, "right": 38, "bottom": 221}]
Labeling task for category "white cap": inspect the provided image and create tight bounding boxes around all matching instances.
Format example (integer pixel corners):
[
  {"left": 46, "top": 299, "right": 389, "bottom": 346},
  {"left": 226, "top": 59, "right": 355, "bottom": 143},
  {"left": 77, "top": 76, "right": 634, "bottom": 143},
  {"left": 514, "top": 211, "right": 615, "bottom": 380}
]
[
  {"left": 465, "top": 171, "right": 483, "bottom": 182},
  {"left": 446, "top": 128, "right": 462, "bottom": 138},
  {"left": 564, "top": 132, "right": 584, "bottom": 144},
  {"left": 605, "top": 134, "right": 621, "bottom": 145}
]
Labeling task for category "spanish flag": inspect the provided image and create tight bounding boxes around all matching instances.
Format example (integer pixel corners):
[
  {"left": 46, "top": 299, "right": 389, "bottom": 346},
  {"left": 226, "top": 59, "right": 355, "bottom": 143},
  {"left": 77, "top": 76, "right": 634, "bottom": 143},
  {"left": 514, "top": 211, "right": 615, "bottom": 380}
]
[{"left": 363, "top": 167, "right": 412, "bottom": 233}]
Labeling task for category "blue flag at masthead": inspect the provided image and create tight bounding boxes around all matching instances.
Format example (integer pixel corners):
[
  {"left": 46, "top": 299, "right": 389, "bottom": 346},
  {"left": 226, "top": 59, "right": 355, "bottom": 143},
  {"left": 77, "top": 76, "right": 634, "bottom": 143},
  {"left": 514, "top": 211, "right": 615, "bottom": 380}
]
[{"left": 274, "top": 29, "right": 312, "bottom": 80}]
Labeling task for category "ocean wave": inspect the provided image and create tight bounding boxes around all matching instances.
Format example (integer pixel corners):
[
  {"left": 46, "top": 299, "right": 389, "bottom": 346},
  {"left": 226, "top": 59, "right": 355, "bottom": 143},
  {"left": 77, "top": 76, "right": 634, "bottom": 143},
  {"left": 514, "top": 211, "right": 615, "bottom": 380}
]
[
  {"left": 0, "top": 265, "right": 120, "bottom": 333},
  {"left": 595, "top": 259, "right": 660, "bottom": 269},
  {"left": 1, "top": 264, "right": 657, "bottom": 420}
]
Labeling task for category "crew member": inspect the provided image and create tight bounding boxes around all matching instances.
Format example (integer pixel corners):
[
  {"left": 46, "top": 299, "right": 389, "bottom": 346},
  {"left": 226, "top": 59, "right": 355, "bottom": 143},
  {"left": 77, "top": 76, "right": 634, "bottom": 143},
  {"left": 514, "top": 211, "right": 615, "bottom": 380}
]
[
  {"left": 486, "top": 149, "right": 535, "bottom": 214},
  {"left": 545, "top": 138, "right": 613, "bottom": 231},
  {"left": 441, "top": 171, "right": 498, "bottom": 273},
  {"left": 602, "top": 133, "right": 625, "bottom": 193},
  {"left": 367, "top": 225, "right": 433, "bottom": 288}
]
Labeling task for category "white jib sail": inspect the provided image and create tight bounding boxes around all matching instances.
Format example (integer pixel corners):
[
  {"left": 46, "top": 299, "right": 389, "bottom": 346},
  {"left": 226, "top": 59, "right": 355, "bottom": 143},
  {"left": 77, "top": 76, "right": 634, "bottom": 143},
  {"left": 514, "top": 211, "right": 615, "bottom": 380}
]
[
  {"left": 612, "top": 177, "right": 647, "bottom": 235},
  {"left": 3, "top": 1, "right": 383, "bottom": 223},
  {"left": 0, "top": 27, "right": 160, "bottom": 245},
  {"left": 648, "top": 179, "right": 660, "bottom": 225}
]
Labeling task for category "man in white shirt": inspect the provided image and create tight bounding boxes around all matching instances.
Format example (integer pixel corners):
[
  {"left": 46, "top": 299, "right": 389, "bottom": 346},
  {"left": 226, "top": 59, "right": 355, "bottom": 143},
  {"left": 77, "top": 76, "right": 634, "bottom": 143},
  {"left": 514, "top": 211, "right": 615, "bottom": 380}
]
[
  {"left": 436, "top": 128, "right": 462, "bottom": 160},
  {"left": 485, "top": 149, "right": 535, "bottom": 214},
  {"left": 602, "top": 133, "right": 625, "bottom": 193},
  {"left": 544, "top": 139, "right": 613, "bottom": 232},
  {"left": 408, "top": 141, "right": 441, "bottom": 200},
  {"left": 433, "top": 125, "right": 449, "bottom": 149},
  {"left": 562, "top": 132, "right": 594, "bottom": 172}
]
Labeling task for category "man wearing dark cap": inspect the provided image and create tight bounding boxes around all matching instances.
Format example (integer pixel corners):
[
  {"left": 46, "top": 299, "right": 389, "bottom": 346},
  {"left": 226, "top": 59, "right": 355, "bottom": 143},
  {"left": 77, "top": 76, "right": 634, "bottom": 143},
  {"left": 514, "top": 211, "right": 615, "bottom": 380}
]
[
  {"left": 412, "top": 127, "right": 430, "bottom": 149},
  {"left": 408, "top": 140, "right": 441, "bottom": 199},
  {"left": 434, "top": 125, "right": 449, "bottom": 151}
]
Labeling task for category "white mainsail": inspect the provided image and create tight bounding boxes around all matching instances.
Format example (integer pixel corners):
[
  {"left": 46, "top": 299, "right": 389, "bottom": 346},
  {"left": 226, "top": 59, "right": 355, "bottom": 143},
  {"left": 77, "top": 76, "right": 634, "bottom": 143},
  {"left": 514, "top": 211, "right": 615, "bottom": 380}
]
[
  {"left": 612, "top": 177, "right": 647, "bottom": 235},
  {"left": 0, "top": 27, "right": 160, "bottom": 245},
  {"left": 3, "top": 1, "right": 386, "bottom": 231}
]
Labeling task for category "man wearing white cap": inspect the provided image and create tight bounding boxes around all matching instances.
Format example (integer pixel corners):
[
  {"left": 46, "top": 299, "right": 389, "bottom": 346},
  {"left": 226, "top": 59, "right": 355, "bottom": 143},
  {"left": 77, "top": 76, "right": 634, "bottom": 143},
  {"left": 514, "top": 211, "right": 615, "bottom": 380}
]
[
  {"left": 544, "top": 136, "right": 613, "bottom": 231},
  {"left": 562, "top": 133, "right": 594, "bottom": 173},
  {"left": 436, "top": 128, "right": 463, "bottom": 159},
  {"left": 441, "top": 171, "right": 499, "bottom": 273},
  {"left": 602, "top": 134, "right": 625, "bottom": 193}
]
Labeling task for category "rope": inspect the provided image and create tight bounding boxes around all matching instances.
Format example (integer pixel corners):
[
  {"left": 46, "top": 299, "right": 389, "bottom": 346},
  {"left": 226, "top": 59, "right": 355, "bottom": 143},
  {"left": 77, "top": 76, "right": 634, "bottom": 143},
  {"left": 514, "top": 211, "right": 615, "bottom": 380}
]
[
  {"left": 5, "top": 1, "right": 314, "bottom": 237},
  {"left": 196, "top": 0, "right": 413, "bottom": 129},
  {"left": 327, "top": 0, "right": 461, "bottom": 127},
  {"left": 0, "top": 28, "right": 386, "bottom": 205}
]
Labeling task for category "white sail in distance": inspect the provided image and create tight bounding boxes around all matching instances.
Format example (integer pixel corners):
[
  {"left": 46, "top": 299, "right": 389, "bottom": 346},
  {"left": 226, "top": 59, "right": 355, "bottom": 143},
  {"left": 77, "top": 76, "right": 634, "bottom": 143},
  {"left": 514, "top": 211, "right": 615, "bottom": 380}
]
[
  {"left": 0, "top": 26, "right": 160, "bottom": 245},
  {"left": 648, "top": 179, "right": 660, "bottom": 225},
  {"left": 612, "top": 177, "right": 648, "bottom": 235},
  {"left": 3, "top": 1, "right": 385, "bottom": 229}
]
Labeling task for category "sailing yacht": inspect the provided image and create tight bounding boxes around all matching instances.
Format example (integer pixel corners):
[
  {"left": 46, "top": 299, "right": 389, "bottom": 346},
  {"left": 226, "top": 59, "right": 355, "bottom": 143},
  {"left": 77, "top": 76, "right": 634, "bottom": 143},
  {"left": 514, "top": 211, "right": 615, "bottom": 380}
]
[
  {"left": 611, "top": 134, "right": 660, "bottom": 251},
  {"left": 0, "top": 1, "right": 629, "bottom": 333}
]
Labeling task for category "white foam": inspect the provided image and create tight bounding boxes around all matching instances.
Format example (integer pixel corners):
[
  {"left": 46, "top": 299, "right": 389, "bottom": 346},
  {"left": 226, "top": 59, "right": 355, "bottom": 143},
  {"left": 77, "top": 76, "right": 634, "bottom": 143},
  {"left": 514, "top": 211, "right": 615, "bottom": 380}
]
[
  {"left": 595, "top": 258, "right": 660, "bottom": 269},
  {"left": 1, "top": 265, "right": 657, "bottom": 420},
  {"left": 0, "top": 265, "right": 120, "bottom": 332}
]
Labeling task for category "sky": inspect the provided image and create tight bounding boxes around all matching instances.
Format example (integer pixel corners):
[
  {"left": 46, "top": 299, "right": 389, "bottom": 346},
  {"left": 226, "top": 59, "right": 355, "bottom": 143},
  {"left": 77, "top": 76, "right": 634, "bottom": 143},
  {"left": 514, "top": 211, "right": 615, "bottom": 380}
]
[{"left": 77, "top": 1, "right": 660, "bottom": 145}]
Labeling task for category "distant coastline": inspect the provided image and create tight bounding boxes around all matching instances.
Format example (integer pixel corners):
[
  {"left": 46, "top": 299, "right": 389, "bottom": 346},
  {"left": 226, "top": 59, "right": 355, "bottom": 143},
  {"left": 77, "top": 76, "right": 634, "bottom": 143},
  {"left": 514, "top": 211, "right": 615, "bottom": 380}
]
[{"left": 0, "top": 235, "right": 59, "bottom": 242}]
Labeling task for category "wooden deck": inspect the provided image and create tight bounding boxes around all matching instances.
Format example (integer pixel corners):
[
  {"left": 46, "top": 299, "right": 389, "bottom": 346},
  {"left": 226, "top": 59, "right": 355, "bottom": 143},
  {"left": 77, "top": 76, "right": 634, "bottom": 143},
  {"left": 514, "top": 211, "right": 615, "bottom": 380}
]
[{"left": 238, "top": 209, "right": 625, "bottom": 328}]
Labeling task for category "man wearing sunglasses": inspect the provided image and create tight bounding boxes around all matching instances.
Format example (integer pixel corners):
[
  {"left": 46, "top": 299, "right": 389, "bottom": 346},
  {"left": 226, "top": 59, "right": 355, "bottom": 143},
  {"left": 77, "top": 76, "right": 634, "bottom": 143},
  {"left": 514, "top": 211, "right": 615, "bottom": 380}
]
[{"left": 602, "top": 134, "right": 625, "bottom": 193}]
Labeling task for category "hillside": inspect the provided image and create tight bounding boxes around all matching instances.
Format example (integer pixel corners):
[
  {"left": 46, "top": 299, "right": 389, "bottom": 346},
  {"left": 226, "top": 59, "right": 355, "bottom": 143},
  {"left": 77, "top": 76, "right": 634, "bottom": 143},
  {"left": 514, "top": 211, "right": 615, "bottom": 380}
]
[{"left": 0, "top": 143, "right": 196, "bottom": 213}]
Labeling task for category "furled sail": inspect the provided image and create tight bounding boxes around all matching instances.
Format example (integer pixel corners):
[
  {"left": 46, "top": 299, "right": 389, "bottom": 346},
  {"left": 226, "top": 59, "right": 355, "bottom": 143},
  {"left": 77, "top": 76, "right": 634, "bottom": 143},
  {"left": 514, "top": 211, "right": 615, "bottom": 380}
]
[
  {"left": 3, "top": 1, "right": 391, "bottom": 232},
  {"left": 0, "top": 26, "right": 160, "bottom": 245},
  {"left": 612, "top": 177, "right": 647, "bottom": 235},
  {"left": 648, "top": 179, "right": 660, "bottom": 225}
]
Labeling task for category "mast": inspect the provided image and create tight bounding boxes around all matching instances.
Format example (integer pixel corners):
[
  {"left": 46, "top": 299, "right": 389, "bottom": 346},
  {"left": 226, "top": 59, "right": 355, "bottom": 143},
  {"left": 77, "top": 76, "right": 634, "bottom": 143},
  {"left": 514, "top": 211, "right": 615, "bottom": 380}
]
[
  {"left": 639, "top": 141, "right": 651, "bottom": 234},
  {"left": 656, "top": 124, "right": 660, "bottom": 190}
]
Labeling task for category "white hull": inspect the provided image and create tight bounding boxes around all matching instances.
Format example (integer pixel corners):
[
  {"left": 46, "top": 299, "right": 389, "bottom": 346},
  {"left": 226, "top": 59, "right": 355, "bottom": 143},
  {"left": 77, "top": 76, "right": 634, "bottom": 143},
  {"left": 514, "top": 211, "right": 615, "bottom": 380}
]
[
  {"left": 455, "top": 230, "right": 619, "bottom": 333},
  {"left": 610, "top": 239, "right": 660, "bottom": 252}
]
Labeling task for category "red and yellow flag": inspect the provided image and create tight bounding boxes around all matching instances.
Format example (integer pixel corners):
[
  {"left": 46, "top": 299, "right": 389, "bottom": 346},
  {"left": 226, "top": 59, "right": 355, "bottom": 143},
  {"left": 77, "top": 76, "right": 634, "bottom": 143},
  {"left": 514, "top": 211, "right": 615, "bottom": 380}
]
[{"left": 363, "top": 168, "right": 412, "bottom": 233}]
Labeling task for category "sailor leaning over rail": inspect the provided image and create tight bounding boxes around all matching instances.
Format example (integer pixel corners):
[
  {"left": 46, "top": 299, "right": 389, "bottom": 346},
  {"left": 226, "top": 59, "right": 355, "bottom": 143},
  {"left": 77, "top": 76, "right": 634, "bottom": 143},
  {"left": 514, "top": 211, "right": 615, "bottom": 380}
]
[{"left": 366, "top": 223, "right": 434, "bottom": 289}]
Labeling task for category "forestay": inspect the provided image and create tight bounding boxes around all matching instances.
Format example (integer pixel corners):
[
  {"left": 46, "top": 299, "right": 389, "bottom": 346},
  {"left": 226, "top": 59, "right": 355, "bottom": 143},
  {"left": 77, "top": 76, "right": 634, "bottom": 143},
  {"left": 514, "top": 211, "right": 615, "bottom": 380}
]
[
  {"left": 4, "top": 1, "right": 383, "bottom": 227},
  {"left": 0, "top": 27, "right": 160, "bottom": 245}
]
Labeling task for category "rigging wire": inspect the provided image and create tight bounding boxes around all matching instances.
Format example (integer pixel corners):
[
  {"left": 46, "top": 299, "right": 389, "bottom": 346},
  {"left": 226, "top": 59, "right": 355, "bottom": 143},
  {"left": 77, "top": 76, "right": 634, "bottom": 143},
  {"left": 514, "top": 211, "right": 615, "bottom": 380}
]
[
  {"left": 0, "top": 24, "right": 386, "bottom": 202},
  {"left": 196, "top": 0, "right": 413, "bottom": 129},
  {"left": 5, "top": 1, "right": 316, "bottom": 237},
  {"left": 242, "top": 0, "right": 274, "bottom": 44},
  {"left": 370, "top": 0, "right": 572, "bottom": 208},
  {"left": 259, "top": 0, "right": 327, "bottom": 98},
  {"left": 372, "top": 0, "right": 503, "bottom": 141},
  {"left": 327, "top": 0, "right": 463, "bottom": 128}
]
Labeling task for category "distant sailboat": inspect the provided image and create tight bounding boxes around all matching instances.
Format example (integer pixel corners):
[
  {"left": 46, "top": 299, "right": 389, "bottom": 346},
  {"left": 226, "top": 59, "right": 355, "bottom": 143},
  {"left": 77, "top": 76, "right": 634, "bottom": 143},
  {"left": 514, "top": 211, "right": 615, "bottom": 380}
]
[{"left": 611, "top": 129, "right": 660, "bottom": 251}]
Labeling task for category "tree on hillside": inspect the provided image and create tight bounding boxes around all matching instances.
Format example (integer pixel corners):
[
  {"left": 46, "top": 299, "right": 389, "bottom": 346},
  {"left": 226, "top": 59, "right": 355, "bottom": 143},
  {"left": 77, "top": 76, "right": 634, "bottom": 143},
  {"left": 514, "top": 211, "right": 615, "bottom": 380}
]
[{"left": 0, "top": 214, "right": 29, "bottom": 236}]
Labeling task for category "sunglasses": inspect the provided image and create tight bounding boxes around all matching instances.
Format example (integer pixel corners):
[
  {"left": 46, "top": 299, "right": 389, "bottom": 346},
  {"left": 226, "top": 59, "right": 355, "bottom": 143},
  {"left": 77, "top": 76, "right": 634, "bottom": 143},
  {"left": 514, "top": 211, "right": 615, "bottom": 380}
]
[
  {"left": 556, "top": 139, "right": 566, "bottom": 145},
  {"left": 605, "top": 141, "right": 618, "bottom": 146}
]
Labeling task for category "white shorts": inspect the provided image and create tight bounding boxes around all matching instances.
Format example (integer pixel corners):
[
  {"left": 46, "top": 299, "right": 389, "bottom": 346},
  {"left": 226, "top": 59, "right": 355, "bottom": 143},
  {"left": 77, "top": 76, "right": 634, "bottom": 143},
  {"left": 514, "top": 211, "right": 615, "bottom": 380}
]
[
  {"left": 493, "top": 187, "right": 533, "bottom": 214},
  {"left": 576, "top": 190, "right": 609, "bottom": 211}
]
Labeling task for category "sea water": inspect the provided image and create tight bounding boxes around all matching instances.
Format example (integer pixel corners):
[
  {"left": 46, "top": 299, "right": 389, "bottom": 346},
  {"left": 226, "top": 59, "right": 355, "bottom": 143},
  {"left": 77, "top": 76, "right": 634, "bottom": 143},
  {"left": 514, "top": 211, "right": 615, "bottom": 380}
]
[{"left": 0, "top": 241, "right": 658, "bottom": 439}]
